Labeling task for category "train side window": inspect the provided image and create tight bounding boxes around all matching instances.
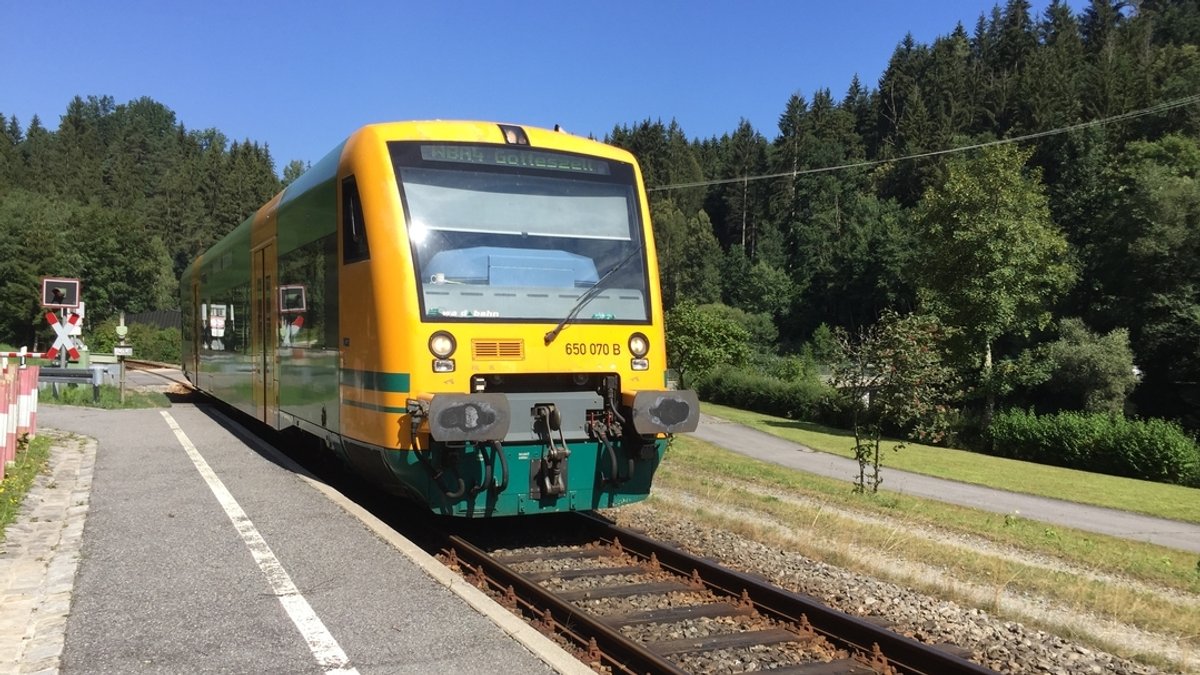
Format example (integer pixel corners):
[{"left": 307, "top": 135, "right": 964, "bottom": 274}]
[{"left": 342, "top": 176, "right": 370, "bottom": 264}]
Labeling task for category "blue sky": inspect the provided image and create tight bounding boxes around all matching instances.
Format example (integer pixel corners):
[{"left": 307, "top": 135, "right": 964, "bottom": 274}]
[{"left": 4, "top": 1, "right": 1067, "bottom": 169}]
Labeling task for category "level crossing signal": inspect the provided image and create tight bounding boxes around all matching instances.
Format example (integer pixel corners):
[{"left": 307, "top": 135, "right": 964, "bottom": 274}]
[
  {"left": 41, "top": 277, "right": 81, "bottom": 309},
  {"left": 44, "top": 312, "right": 81, "bottom": 362}
]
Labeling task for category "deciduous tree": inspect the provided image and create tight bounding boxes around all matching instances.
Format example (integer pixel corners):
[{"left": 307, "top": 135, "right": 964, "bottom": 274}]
[{"left": 915, "top": 145, "right": 1075, "bottom": 419}]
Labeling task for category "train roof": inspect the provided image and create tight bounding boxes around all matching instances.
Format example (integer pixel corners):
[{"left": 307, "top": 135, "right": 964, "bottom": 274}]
[{"left": 351, "top": 120, "right": 637, "bottom": 163}]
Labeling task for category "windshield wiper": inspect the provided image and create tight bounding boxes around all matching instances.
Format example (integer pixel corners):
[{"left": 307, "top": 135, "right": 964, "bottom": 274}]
[{"left": 544, "top": 247, "right": 642, "bottom": 345}]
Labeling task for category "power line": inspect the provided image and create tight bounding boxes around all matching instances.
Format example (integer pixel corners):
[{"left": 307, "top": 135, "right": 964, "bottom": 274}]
[{"left": 647, "top": 94, "right": 1200, "bottom": 193}]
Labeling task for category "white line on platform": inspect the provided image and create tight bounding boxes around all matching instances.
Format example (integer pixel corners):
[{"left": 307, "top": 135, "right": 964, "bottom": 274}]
[{"left": 160, "top": 410, "right": 359, "bottom": 675}]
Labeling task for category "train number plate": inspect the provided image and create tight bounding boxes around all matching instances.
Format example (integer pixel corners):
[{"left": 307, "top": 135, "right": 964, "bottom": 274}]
[{"left": 563, "top": 342, "right": 622, "bottom": 357}]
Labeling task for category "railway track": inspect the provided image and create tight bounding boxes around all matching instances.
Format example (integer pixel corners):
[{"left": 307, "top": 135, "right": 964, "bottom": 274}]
[
  {"left": 441, "top": 512, "right": 997, "bottom": 675},
  {"left": 122, "top": 359, "right": 194, "bottom": 391}
]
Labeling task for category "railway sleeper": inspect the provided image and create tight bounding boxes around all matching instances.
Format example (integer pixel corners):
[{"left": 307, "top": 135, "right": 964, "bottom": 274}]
[
  {"left": 493, "top": 546, "right": 612, "bottom": 565},
  {"left": 522, "top": 565, "right": 643, "bottom": 582},
  {"left": 645, "top": 627, "right": 808, "bottom": 656},
  {"left": 557, "top": 580, "right": 696, "bottom": 602},
  {"left": 769, "top": 659, "right": 881, "bottom": 674},
  {"left": 602, "top": 601, "right": 754, "bottom": 627}
]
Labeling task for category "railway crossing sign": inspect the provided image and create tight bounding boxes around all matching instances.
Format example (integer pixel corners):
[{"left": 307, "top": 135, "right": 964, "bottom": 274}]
[{"left": 44, "top": 312, "right": 81, "bottom": 362}]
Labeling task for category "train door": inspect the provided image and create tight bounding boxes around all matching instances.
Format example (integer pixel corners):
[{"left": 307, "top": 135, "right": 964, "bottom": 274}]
[
  {"left": 252, "top": 240, "right": 279, "bottom": 426},
  {"left": 190, "top": 280, "right": 201, "bottom": 385}
]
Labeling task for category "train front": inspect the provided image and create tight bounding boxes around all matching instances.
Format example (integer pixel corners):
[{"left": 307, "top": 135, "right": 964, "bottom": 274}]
[{"left": 385, "top": 126, "right": 698, "bottom": 516}]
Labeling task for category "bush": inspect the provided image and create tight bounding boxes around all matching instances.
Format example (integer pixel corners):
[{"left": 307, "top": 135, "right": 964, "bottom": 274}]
[
  {"left": 987, "top": 409, "right": 1200, "bottom": 486},
  {"left": 697, "top": 303, "right": 779, "bottom": 352},
  {"left": 1012, "top": 318, "right": 1138, "bottom": 414},
  {"left": 746, "top": 351, "right": 816, "bottom": 382},
  {"left": 665, "top": 303, "right": 752, "bottom": 387},
  {"left": 87, "top": 318, "right": 180, "bottom": 364},
  {"left": 696, "top": 365, "right": 846, "bottom": 425}
]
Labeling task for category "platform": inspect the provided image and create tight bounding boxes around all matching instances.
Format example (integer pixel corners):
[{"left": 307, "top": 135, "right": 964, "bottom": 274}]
[{"left": 1, "top": 385, "right": 592, "bottom": 674}]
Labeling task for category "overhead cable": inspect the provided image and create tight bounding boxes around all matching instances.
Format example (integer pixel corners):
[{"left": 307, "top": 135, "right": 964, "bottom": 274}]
[{"left": 647, "top": 93, "right": 1200, "bottom": 192}]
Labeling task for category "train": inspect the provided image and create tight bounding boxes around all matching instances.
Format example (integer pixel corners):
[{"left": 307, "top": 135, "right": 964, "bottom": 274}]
[{"left": 180, "top": 120, "right": 699, "bottom": 517}]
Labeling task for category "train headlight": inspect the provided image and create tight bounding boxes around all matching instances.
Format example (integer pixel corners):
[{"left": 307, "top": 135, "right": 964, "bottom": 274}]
[
  {"left": 629, "top": 332, "right": 650, "bottom": 371},
  {"left": 429, "top": 331, "right": 457, "bottom": 372},
  {"left": 628, "top": 333, "right": 649, "bottom": 358},
  {"left": 429, "top": 331, "right": 457, "bottom": 358}
]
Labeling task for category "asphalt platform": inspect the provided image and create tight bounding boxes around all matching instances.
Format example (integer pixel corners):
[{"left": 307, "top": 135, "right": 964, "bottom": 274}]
[{"left": 0, "top": 368, "right": 590, "bottom": 675}]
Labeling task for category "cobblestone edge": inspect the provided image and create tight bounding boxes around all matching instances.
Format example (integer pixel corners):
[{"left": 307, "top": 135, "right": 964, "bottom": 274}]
[{"left": 0, "top": 431, "right": 96, "bottom": 675}]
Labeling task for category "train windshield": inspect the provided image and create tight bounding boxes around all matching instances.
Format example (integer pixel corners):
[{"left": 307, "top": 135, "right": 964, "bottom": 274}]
[{"left": 390, "top": 142, "right": 650, "bottom": 323}]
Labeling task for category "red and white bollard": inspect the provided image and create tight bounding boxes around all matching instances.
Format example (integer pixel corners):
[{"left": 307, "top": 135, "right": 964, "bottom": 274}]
[
  {"left": 17, "top": 365, "right": 38, "bottom": 439},
  {"left": 0, "top": 377, "right": 12, "bottom": 479},
  {"left": 0, "top": 362, "right": 41, "bottom": 480}
]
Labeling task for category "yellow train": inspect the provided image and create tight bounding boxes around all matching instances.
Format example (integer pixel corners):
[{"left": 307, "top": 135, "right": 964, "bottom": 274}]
[{"left": 181, "top": 121, "right": 698, "bottom": 516}]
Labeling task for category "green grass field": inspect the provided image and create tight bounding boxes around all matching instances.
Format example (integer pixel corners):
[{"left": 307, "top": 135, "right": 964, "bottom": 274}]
[
  {"left": 701, "top": 402, "right": 1200, "bottom": 525},
  {"left": 43, "top": 383, "right": 170, "bottom": 409}
]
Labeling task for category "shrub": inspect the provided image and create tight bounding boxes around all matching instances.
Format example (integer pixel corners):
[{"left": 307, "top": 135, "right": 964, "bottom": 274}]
[
  {"left": 987, "top": 409, "right": 1200, "bottom": 486},
  {"left": 746, "top": 351, "right": 816, "bottom": 382},
  {"left": 665, "top": 303, "right": 751, "bottom": 387},
  {"left": 87, "top": 318, "right": 180, "bottom": 364},
  {"left": 697, "top": 303, "right": 779, "bottom": 352},
  {"left": 696, "top": 365, "right": 843, "bottom": 424},
  {"left": 1008, "top": 318, "right": 1138, "bottom": 414}
]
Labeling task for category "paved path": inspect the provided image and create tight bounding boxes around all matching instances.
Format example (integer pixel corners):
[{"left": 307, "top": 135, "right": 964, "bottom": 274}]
[{"left": 695, "top": 414, "right": 1200, "bottom": 554}]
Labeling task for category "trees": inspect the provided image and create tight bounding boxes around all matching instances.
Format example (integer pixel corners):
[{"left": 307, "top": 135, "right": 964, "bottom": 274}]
[
  {"left": 1105, "top": 135, "right": 1200, "bottom": 426},
  {"left": 915, "top": 145, "right": 1075, "bottom": 417},
  {"left": 0, "top": 95, "right": 287, "bottom": 350},
  {"left": 0, "top": 113, "right": 18, "bottom": 188},
  {"left": 0, "top": 190, "right": 86, "bottom": 347},
  {"left": 282, "top": 159, "right": 308, "bottom": 187},
  {"left": 56, "top": 95, "right": 110, "bottom": 203},
  {"left": 709, "top": 120, "right": 769, "bottom": 254},
  {"left": 651, "top": 199, "right": 722, "bottom": 309}
]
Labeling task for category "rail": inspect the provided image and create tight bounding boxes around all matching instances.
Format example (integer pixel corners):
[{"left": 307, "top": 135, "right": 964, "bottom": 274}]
[{"left": 441, "top": 512, "right": 998, "bottom": 675}]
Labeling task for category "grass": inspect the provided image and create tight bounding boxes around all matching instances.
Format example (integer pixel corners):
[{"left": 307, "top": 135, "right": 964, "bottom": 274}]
[
  {"left": 45, "top": 382, "right": 170, "bottom": 409},
  {"left": 654, "top": 436, "right": 1200, "bottom": 669},
  {"left": 663, "top": 436, "right": 1200, "bottom": 592},
  {"left": 702, "top": 402, "right": 1200, "bottom": 525},
  {"left": 0, "top": 343, "right": 59, "bottom": 367},
  {"left": 0, "top": 435, "right": 51, "bottom": 541}
]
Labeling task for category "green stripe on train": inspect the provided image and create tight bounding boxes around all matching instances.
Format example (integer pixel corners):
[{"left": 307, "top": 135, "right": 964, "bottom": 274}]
[
  {"left": 340, "top": 369, "right": 410, "bottom": 393},
  {"left": 342, "top": 398, "right": 411, "bottom": 414}
]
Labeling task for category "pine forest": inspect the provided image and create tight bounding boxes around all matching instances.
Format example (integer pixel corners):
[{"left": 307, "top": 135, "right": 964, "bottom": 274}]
[{"left": 1, "top": 0, "right": 1198, "bottom": 459}]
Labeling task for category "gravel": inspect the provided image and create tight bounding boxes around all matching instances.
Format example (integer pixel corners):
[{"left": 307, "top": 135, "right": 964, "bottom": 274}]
[{"left": 607, "top": 496, "right": 1182, "bottom": 675}]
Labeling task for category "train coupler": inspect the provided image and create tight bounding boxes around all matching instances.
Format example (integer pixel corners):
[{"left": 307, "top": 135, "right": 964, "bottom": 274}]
[{"left": 532, "top": 405, "right": 570, "bottom": 498}]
